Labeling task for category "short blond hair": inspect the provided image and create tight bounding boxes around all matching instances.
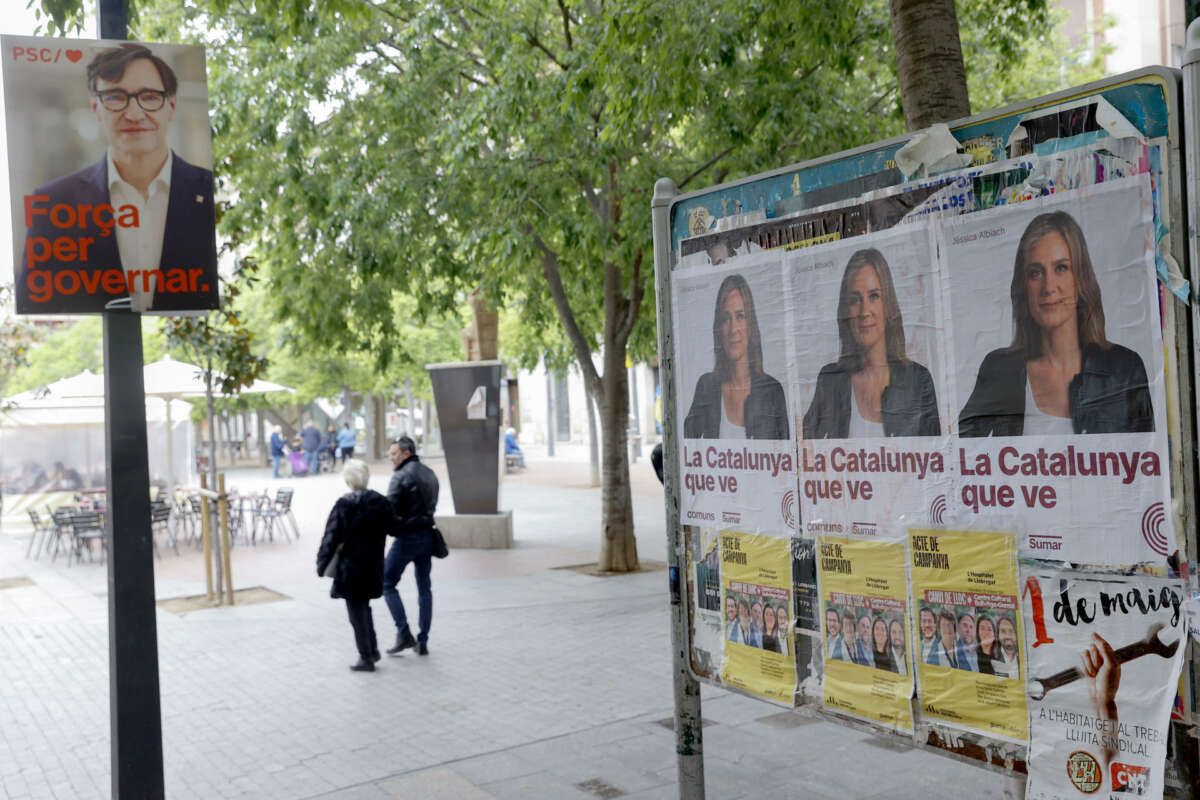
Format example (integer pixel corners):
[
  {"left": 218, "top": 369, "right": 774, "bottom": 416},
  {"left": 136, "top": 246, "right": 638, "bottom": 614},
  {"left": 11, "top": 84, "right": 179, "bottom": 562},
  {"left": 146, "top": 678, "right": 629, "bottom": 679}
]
[{"left": 342, "top": 459, "right": 369, "bottom": 491}]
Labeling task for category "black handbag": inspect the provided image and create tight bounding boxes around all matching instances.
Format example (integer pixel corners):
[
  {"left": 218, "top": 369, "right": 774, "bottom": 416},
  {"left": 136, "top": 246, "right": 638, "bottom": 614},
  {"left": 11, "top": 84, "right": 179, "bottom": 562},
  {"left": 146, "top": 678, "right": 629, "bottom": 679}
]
[{"left": 431, "top": 527, "right": 449, "bottom": 559}]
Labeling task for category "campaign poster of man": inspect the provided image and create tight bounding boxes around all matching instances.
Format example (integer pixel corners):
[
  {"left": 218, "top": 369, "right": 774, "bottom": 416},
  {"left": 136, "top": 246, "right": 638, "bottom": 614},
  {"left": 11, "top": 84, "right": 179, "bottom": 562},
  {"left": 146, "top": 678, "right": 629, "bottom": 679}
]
[
  {"left": 671, "top": 250, "right": 796, "bottom": 533},
  {"left": 940, "top": 176, "right": 1172, "bottom": 566},
  {"left": 2, "top": 36, "right": 218, "bottom": 314}
]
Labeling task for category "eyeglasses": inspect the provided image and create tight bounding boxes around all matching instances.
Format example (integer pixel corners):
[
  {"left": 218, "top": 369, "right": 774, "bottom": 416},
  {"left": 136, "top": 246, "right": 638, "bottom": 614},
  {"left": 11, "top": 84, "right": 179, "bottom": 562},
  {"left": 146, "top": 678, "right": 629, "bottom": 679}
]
[{"left": 93, "top": 88, "right": 169, "bottom": 112}]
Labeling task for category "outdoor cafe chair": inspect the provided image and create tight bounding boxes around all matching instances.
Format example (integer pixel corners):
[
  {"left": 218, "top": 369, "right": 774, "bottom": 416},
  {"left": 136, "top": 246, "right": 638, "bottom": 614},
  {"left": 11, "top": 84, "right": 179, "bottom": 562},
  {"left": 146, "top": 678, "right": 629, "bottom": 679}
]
[
  {"left": 254, "top": 488, "right": 300, "bottom": 543},
  {"left": 150, "top": 500, "right": 176, "bottom": 557},
  {"left": 183, "top": 494, "right": 205, "bottom": 548},
  {"left": 171, "top": 491, "right": 196, "bottom": 543},
  {"left": 48, "top": 508, "right": 77, "bottom": 564},
  {"left": 25, "top": 508, "right": 55, "bottom": 559},
  {"left": 67, "top": 510, "right": 105, "bottom": 565},
  {"left": 227, "top": 493, "right": 255, "bottom": 547}
]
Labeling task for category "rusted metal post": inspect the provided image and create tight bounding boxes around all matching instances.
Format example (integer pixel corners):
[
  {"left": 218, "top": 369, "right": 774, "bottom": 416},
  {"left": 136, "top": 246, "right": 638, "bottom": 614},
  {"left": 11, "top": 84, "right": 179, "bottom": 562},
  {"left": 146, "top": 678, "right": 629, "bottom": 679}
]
[{"left": 651, "top": 176, "right": 705, "bottom": 799}]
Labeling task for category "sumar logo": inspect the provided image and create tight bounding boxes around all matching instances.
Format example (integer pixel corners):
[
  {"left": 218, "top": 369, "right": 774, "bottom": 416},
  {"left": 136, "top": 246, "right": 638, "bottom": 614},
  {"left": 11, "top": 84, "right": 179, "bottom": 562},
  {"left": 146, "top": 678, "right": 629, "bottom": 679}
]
[
  {"left": 781, "top": 490, "right": 795, "bottom": 528},
  {"left": 1111, "top": 762, "right": 1150, "bottom": 795},
  {"left": 1067, "top": 751, "right": 1101, "bottom": 794}
]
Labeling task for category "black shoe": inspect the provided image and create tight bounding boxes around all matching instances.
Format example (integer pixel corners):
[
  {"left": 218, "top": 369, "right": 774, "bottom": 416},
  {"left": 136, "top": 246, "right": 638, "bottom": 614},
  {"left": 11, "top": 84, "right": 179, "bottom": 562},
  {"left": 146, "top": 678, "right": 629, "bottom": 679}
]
[
  {"left": 386, "top": 631, "right": 417, "bottom": 655},
  {"left": 350, "top": 658, "right": 375, "bottom": 672},
  {"left": 417, "top": 642, "right": 429, "bottom": 656},
  {"left": 370, "top": 651, "right": 382, "bottom": 663}
]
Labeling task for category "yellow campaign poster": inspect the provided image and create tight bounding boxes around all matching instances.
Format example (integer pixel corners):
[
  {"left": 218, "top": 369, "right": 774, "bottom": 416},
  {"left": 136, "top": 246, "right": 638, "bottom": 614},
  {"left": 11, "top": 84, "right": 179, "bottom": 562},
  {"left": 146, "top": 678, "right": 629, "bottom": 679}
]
[
  {"left": 909, "top": 529, "right": 1027, "bottom": 742},
  {"left": 720, "top": 532, "right": 795, "bottom": 704},
  {"left": 818, "top": 537, "right": 914, "bottom": 732}
]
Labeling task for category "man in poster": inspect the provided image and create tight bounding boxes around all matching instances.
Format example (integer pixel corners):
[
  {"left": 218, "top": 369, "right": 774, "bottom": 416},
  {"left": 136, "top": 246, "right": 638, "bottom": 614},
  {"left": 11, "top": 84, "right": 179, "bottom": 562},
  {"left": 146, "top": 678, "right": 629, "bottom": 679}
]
[
  {"left": 825, "top": 608, "right": 849, "bottom": 661},
  {"left": 18, "top": 43, "right": 218, "bottom": 313}
]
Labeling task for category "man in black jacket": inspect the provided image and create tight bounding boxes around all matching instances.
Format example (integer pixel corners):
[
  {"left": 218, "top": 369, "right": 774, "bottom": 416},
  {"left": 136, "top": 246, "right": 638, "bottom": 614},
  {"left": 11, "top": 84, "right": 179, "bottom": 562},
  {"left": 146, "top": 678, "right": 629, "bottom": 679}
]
[{"left": 382, "top": 436, "right": 439, "bottom": 656}]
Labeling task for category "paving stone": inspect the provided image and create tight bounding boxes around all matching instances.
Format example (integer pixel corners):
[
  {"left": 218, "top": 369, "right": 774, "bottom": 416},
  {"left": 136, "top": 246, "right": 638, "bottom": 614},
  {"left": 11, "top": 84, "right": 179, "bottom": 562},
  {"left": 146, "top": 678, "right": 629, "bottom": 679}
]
[{"left": 0, "top": 453, "right": 1029, "bottom": 800}]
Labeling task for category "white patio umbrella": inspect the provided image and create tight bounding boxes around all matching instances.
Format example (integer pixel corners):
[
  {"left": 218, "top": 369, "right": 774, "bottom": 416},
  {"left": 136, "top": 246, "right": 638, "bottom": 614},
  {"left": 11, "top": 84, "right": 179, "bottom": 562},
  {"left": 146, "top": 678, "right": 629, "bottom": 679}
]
[
  {"left": 58, "top": 355, "right": 295, "bottom": 490},
  {"left": 143, "top": 356, "right": 295, "bottom": 490},
  {"left": 2, "top": 369, "right": 194, "bottom": 493}
]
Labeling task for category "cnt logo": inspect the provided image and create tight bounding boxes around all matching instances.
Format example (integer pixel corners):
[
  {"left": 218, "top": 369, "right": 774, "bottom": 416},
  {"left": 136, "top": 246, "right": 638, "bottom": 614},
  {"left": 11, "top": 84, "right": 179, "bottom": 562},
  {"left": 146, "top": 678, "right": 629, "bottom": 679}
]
[
  {"left": 1111, "top": 762, "right": 1150, "bottom": 795},
  {"left": 781, "top": 490, "right": 795, "bottom": 528}
]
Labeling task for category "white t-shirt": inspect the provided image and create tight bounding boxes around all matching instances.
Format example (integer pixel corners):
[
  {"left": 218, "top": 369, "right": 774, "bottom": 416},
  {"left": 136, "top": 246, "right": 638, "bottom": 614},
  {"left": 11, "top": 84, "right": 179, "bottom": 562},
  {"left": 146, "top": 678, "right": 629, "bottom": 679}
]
[
  {"left": 719, "top": 396, "right": 745, "bottom": 439},
  {"left": 848, "top": 389, "right": 884, "bottom": 438},
  {"left": 1022, "top": 379, "right": 1073, "bottom": 436}
]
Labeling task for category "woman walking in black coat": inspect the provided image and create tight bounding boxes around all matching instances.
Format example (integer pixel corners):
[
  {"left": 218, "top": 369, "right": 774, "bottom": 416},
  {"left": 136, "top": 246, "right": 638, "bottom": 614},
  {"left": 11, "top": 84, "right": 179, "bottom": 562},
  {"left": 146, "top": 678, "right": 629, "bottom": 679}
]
[{"left": 316, "top": 459, "right": 394, "bottom": 672}]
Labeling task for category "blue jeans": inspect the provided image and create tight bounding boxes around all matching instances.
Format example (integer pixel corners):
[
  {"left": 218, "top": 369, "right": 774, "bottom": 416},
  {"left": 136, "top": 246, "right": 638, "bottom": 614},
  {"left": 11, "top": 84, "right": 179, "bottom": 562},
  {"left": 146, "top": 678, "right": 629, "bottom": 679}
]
[
  {"left": 272, "top": 453, "right": 282, "bottom": 478},
  {"left": 305, "top": 449, "right": 318, "bottom": 474},
  {"left": 382, "top": 538, "right": 432, "bottom": 643}
]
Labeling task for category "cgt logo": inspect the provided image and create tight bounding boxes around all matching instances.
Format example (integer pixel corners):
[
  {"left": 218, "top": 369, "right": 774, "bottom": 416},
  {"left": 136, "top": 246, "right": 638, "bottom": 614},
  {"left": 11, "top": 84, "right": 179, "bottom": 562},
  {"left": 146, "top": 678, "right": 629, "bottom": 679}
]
[
  {"left": 1111, "top": 762, "right": 1150, "bottom": 795},
  {"left": 11, "top": 46, "right": 83, "bottom": 64}
]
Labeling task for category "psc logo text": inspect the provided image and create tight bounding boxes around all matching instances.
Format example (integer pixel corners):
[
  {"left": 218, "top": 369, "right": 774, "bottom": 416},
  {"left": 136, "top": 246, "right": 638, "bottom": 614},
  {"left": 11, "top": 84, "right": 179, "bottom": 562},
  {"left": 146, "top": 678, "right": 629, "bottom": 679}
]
[{"left": 10, "top": 47, "right": 83, "bottom": 64}]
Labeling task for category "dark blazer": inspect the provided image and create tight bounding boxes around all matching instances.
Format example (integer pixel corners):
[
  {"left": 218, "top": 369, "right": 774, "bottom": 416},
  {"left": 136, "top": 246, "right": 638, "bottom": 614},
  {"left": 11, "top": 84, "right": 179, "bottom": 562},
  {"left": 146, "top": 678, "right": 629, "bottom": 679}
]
[
  {"left": 18, "top": 152, "right": 219, "bottom": 313},
  {"left": 683, "top": 372, "right": 789, "bottom": 440},
  {"left": 316, "top": 489, "right": 393, "bottom": 600},
  {"left": 802, "top": 360, "right": 940, "bottom": 439},
  {"left": 957, "top": 343, "right": 1153, "bottom": 437}
]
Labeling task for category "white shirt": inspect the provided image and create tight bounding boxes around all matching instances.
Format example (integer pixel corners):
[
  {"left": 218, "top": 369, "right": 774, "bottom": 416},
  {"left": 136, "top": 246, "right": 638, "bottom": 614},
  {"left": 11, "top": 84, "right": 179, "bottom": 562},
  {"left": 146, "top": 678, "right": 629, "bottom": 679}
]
[
  {"left": 108, "top": 149, "right": 172, "bottom": 311},
  {"left": 1022, "top": 378, "right": 1073, "bottom": 436},
  {"left": 719, "top": 396, "right": 745, "bottom": 439},
  {"left": 848, "top": 390, "right": 884, "bottom": 438}
]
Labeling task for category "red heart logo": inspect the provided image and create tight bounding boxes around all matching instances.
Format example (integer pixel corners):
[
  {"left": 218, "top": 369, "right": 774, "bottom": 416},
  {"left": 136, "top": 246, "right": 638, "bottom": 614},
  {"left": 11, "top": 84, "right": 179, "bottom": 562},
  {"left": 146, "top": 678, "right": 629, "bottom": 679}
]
[{"left": 65, "top": 50, "right": 82, "bottom": 63}]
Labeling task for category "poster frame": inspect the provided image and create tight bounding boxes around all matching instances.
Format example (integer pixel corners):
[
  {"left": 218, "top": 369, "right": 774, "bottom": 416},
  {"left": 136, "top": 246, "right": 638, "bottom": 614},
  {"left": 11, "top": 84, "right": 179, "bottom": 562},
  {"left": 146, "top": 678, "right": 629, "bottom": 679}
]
[{"left": 651, "top": 65, "right": 1196, "bottom": 786}]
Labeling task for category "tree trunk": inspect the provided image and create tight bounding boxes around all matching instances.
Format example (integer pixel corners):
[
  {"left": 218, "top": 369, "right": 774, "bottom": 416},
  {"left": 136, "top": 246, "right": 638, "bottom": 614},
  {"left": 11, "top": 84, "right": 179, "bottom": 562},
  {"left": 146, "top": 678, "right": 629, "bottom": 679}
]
[
  {"left": 205, "top": 364, "right": 223, "bottom": 596},
  {"left": 585, "top": 382, "right": 600, "bottom": 487},
  {"left": 404, "top": 378, "right": 415, "bottom": 439},
  {"left": 545, "top": 365, "right": 555, "bottom": 456},
  {"left": 256, "top": 410, "right": 266, "bottom": 465},
  {"left": 889, "top": 0, "right": 970, "bottom": 130},
  {"left": 526, "top": 228, "right": 642, "bottom": 572},
  {"left": 598, "top": 340, "right": 638, "bottom": 571}
]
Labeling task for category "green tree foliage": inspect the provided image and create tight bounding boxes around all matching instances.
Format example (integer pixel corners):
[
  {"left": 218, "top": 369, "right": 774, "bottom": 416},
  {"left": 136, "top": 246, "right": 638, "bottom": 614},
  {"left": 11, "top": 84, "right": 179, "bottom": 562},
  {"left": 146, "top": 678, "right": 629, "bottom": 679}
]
[
  {"left": 2, "top": 315, "right": 166, "bottom": 397},
  {"left": 0, "top": 286, "right": 42, "bottom": 402},
  {"left": 43, "top": 0, "right": 1096, "bottom": 569},
  {"left": 963, "top": 4, "right": 1107, "bottom": 113}
]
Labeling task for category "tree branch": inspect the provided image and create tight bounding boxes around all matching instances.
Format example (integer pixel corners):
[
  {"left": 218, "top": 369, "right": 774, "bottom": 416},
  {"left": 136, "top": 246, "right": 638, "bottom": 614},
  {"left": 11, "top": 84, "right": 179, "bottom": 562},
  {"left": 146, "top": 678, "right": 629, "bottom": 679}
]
[
  {"left": 524, "top": 29, "right": 568, "bottom": 70},
  {"left": 678, "top": 145, "right": 735, "bottom": 190},
  {"left": 366, "top": 43, "right": 405, "bottom": 75},
  {"left": 557, "top": 0, "right": 573, "bottom": 49},
  {"left": 618, "top": 247, "right": 644, "bottom": 342},
  {"left": 458, "top": 69, "right": 488, "bottom": 88},
  {"left": 579, "top": 174, "right": 607, "bottom": 223},
  {"left": 523, "top": 224, "right": 604, "bottom": 402}
]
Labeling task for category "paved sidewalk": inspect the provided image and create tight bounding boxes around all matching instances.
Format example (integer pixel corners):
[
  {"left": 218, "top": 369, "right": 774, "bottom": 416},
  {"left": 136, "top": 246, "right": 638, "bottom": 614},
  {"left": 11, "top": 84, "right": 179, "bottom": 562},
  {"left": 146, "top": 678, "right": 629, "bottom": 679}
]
[{"left": 0, "top": 446, "right": 1021, "bottom": 799}]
